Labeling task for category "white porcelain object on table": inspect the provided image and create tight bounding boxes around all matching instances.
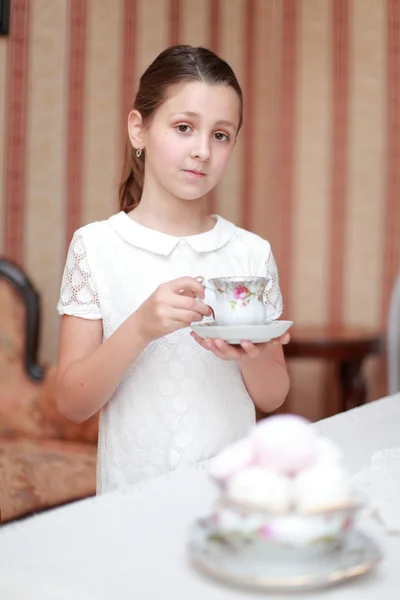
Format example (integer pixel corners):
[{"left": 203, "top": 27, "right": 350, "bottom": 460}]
[
  {"left": 190, "top": 320, "right": 293, "bottom": 345},
  {"left": 189, "top": 518, "right": 382, "bottom": 592},
  {"left": 210, "top": 497, "right": 362, "bottom": 558},
  {"left": 203, "top": 277, "right": 269, "bottom": 326}
]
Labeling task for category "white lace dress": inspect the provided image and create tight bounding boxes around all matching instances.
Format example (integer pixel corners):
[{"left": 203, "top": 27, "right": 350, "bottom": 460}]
[{"left": 57, "top": 212, "right": 283, "bottom": 493}]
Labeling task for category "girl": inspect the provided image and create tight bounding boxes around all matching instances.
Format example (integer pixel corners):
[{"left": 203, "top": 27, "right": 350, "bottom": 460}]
[{"left": 56, "top": 45, "right": 290, "bottom": 494}]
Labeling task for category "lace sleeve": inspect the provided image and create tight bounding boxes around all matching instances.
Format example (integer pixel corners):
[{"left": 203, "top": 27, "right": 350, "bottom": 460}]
[
  {"left": 260, "top": 244, "right": 283, "bottom": 321},
  {"left": 57, "top": 232, "right": 102, "bottom": 319}
]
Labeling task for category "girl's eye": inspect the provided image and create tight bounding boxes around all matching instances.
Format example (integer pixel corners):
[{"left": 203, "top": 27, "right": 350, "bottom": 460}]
[
  {"left": 214, "top": 132, "right": 229, "bottom": 142},
  {"left": 176, "top": 124, "right": 192, "bottom": 133}
]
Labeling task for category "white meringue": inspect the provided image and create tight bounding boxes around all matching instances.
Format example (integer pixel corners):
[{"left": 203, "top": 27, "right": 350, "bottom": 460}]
[
  {"left": 293, "top": 461, "right": 351, "bottom": 512},
  {"left": 210, "top": 436, "right": 254, "bottom": 483},
  {"left": 252, "top": 415, "right": 318, "bottom": 475},
  {"left": 315, "top": 436, "right": 343, "bottom": 465},
  {"left": 226, "top": 466, "right": 292, "bottom": 512}
]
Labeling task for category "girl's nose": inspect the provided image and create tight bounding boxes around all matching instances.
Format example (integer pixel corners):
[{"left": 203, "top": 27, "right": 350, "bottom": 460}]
[{"left": 191, "top": 138, "right": 211, "bottom": 162}]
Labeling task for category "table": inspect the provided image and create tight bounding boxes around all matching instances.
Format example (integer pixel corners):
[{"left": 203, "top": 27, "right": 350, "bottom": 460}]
[
  {"left": 0, "top": 394, "right": 399, "bottom": 599},
  {"left": 284, "top": 325, "right": 384, "bottom": 416}
]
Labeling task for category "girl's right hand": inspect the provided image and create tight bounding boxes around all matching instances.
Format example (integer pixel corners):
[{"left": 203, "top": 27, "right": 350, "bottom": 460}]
[{"left": 133, "top": 276, "right": 211, "bottom": 343}]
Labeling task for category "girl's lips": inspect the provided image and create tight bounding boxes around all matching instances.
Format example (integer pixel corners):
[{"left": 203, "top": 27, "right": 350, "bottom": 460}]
[{"left": 183, "top": 170, "right": 206, "bottom": 178}]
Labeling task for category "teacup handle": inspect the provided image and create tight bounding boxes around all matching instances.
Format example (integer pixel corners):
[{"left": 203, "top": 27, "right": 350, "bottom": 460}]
[
  {"left": 195, "top": 278, "right": 216, "bottom": 320},
  {"left": 202, "top": 281, "right": 216, "bottom": 294}
]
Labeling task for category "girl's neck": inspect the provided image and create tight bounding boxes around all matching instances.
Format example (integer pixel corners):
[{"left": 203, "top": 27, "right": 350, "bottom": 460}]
[{"left": 129, "top": 185, "right": 215, "bottom": 237}]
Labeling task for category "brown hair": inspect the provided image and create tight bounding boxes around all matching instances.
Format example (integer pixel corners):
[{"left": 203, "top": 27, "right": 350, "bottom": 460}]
[{"left": 118, "top": 45, "right": 243, "bottom": 213}]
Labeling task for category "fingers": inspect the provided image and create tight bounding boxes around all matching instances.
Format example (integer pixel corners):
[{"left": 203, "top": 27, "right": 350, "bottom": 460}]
[
  {"left": 270, "top": 332, "right": 290, "bottom": 345},
  {"left": 172, "top": 309, "right": 210, "bottom": 325},
  {"left": 178, "top": 290, "right": 215, "bottom": 318},
  {"left": 177, "top": 289, "right": 216, "bottom": 320},
  {"left": 190, "top": 331, "right": 204, "bottom": 344},
  {"left": 171, "top": 294, "right": 212, "bottom": 318},
  {"left": 178, "top": 289, "right": 197, "bottom": 298},
  {"left": 166, "top": 276, "right": 205, "bottom": 299},
  {"left": 191, "top": 331, "right": 288, "bottom": 364},
  {"left": 199, "top": 337, "right": 240, "bottom": 360},
  {"left": 191, "top": 333, "right": 245, "bottom": 360},
  {"left": 213, "top": 339, "right": 242, "bottom": 359},
  {"left": 239, "top": 340, "right": 264, "bottom": 358}
]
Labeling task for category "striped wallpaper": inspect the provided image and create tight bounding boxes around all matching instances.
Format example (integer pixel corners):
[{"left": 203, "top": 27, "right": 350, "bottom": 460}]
[{"left": 0, "top": 0, "right": 399, "bottom": 420}]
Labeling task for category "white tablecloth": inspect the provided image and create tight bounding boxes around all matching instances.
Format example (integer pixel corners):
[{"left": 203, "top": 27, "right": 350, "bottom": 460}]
[{"left": 1, "top": 394, "right": 400, "bottom": 599}]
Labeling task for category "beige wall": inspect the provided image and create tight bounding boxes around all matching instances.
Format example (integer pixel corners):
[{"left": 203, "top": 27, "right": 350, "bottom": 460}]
[{"left": 1, "top": 0, "right": 399, "bottom": 420}]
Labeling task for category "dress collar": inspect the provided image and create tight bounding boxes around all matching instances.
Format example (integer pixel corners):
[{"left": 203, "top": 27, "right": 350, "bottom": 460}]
[{"left": 108, "top": 211, "right": 236, "bottom": 256}]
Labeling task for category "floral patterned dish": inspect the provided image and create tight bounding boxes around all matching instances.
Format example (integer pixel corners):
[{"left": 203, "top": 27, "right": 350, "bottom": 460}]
[
  {"left": 203, "top": 277, "right": 270, "bottom": 326},
  {"left": 189, "top": 515, "right": 382, "bottom": 592}
]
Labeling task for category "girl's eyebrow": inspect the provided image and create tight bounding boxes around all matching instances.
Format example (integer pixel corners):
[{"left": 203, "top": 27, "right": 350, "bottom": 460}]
[{"left": 171, "top": 111, "right": 237, "bottom": 130}]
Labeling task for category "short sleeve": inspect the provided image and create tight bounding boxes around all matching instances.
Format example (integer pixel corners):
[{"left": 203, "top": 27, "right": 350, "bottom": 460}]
[
  {"left": 259, "top": 244, "right": 283, "bottom": 321},
  {"left": 57, "top": 232, "right": 102, "bottom": 320}
]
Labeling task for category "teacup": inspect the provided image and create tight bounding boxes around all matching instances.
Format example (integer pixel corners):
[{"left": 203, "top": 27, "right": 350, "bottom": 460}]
[
  {"left": 204, "top": 277, "right": 268, "bottom": 326},
  {"left": 205, "top": 498, "right": 362, "bottom": 562}
]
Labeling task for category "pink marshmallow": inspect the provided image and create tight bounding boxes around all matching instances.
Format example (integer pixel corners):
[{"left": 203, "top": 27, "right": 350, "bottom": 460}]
[
  {"left": 210, "top": 436, "right": 255, "bottom": 484},
  {"left": 252, "top": 415, "right": 318, "bottom": 475}
]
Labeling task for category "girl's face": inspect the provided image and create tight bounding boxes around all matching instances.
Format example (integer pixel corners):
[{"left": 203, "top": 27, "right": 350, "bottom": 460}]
[{"left": 138, "top": 81, "right": 240, "bottom": 202}]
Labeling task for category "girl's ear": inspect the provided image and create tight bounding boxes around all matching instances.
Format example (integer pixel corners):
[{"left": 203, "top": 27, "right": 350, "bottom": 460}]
[{"left": 128, "top": 110, "right": 144, "bottom": 150}]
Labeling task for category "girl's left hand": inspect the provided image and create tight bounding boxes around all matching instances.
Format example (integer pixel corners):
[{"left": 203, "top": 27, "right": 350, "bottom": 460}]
[{"left": 190, "top": 331, "right": 290, "bottom": 363}]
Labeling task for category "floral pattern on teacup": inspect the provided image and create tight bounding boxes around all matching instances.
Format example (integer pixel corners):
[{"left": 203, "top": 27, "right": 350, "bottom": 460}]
[
  {"left": 230, "top": 285, "right": 254, "bottom": 310},
  {"left": 213, "top": 281, "right": 265, "bottom": 311},
  {"left": 233, "top": 285, "right": 251, "bottom": 300},
  {"left": 201, "top": 510, "right": 353, "bottom": 551}
]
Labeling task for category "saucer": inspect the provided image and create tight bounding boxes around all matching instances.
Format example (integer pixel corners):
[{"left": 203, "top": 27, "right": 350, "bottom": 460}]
[
  {"left": 190, "top": 321, "right": 293, "bottom": 344},
  {"left": 189, "top": 518, "right": 382, "bottom": 592}
]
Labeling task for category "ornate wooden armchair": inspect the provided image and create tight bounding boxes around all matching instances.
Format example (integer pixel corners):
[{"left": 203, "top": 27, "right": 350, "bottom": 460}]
[{"left": 0, "top": 258, "right": 98, "bottom": 523}]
